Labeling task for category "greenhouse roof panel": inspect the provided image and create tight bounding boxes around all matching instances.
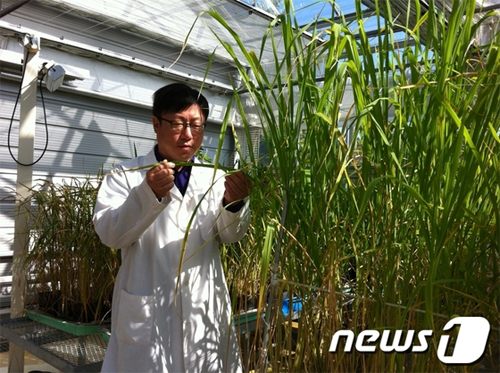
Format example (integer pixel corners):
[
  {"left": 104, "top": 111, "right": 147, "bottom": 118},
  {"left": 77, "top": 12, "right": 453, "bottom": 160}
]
[
  {"left": 5, "top": 0, "right": 498, "bottom": 79},
  {"left": 23, "top": 0, "right": 293, "bottom": 68},
  {"left": 242, "top": 1, "right": 500, "bottom": 36}
]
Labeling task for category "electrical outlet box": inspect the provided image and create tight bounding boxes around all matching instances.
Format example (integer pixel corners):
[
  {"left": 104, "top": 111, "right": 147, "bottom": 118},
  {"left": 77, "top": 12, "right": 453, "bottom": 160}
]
[{"left": 45, "top": 65, "right": 66, "bottom": 92}]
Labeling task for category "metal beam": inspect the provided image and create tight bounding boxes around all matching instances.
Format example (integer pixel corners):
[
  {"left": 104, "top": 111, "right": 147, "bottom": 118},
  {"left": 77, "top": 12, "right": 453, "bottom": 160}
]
[
  {"left": 305, "top": 8, "right": 375, "bottom": 30},
  {"left": 475, "top": 4, "right": 500, "bottom": 13},
  {"left": 0, "top": 0, "right": 33, "bottom": 18}
]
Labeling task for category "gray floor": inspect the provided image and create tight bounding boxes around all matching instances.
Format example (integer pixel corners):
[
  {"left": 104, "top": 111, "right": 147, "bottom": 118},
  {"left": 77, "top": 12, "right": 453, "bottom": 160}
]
[{"left": 0, "top": 351, "right": 60, "bottom": 373}]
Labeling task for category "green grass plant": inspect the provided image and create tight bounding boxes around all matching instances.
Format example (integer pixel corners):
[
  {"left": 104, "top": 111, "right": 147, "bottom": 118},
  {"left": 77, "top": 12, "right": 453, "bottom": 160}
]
[
  {"left": 19, "top": 176, "right": 120, "bottom": 324},
  {"left": 206, "top": 0, "right": 500, "bottom": 371}
]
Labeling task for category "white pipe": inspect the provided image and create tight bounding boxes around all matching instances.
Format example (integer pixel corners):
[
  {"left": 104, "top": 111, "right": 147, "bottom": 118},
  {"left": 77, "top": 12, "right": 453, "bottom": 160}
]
[{"left": 9, "top": 36, "right": 40, "bottom": 373}]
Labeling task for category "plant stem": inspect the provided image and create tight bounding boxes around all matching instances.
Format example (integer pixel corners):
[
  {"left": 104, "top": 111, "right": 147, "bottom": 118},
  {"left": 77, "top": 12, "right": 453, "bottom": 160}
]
[{"left": 260, "top": 193, "right": 288, "bottom": 372}]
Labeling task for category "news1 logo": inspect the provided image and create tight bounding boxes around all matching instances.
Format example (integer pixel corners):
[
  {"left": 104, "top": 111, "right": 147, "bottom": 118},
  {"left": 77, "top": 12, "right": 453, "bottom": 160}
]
[{"left": 329, "top": 317, "right": 490, "bottom": 365}]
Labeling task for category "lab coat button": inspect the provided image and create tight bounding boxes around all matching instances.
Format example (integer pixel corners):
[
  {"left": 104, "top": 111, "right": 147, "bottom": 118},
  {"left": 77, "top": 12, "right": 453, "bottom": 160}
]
[{"left": 183, "top": 280, "right": 189, "bottom": 286}]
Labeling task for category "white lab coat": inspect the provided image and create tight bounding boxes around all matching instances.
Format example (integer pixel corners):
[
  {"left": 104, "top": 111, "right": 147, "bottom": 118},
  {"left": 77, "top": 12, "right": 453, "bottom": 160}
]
[{"left": 93, "top": 147, "right": 250, "bottom": 373}]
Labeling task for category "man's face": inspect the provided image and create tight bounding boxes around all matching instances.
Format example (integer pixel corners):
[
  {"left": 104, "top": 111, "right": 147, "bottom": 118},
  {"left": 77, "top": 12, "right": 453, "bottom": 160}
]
[{"left": 153, "top": 104, "right": 205, "bottom": 162}]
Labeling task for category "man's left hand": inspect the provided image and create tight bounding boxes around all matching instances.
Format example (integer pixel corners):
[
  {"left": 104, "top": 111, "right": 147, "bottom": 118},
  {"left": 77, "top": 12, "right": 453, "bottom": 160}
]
[{"left": 223, "top": 171, "right": 252, "bottom": 205}]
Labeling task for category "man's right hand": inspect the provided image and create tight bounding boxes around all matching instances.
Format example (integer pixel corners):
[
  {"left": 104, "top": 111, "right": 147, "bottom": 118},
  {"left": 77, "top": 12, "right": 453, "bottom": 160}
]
[{"left": 146, "top": 161, "right": 176, "bottom": 199}]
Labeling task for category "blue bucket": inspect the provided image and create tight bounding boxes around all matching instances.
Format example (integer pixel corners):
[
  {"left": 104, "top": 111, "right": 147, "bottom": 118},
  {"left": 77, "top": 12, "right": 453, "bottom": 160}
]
[{"left": 282, "top": 296, "right": 302, "bottom": 319}]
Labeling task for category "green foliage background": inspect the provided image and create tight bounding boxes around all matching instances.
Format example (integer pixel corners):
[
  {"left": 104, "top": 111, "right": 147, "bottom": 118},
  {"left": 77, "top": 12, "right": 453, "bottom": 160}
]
[
  {"left": 212, "top": 0, "right": 500, "bottom": 371},
  {"left": 21, "top": 177, "right": 120, "bottom": 323}
]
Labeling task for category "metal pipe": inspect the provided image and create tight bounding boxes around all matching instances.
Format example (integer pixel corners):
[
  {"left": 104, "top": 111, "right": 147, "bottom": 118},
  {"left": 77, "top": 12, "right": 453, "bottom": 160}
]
[{"left": 0, "top": 0, "right": 33, "bottom": 18}]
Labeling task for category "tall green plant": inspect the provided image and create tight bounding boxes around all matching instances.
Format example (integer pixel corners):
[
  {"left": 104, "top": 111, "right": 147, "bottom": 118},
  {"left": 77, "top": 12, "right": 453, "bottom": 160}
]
[
  {"left": 20, "top": 176, "right": 120, "bottom": 323},
  {"left": 207, "top": 0, "right": 499, "bottom": 371}
]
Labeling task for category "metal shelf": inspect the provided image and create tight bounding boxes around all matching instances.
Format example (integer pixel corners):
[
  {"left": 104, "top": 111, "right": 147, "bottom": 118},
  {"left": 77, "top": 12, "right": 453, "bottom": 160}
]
[{"left": 0, "top": 317, "right": 106, "bottom": 372}]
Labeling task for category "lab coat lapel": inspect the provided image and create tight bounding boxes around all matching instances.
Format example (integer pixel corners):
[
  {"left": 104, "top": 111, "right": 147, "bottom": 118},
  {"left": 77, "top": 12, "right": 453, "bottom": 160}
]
[
  {"left": 176, "top": 159, "right": 215, "bottom": 232},
  {"left": 169, "top": 185, "right": 183, "bottom": 202},
  {"left": 186, "top": 158, "right": 218, "bottom": 202},
  {"left": 176, "top": 159, "right": 201, "bottom": 232},
  {"left": 185, "top": 158, "right": 201, "bottom": 197}
]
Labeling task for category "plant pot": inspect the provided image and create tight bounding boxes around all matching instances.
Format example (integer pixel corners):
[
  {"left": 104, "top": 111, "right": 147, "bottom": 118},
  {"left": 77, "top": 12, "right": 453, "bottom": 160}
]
[{"left": 26, "top": 309, "right": 106, "bottom": 337}]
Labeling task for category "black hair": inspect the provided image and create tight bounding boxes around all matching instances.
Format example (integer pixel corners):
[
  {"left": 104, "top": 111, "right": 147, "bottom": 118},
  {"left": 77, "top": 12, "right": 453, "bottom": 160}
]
[{"left": 152, "top": 83, "right": 209, "bottom": 121}]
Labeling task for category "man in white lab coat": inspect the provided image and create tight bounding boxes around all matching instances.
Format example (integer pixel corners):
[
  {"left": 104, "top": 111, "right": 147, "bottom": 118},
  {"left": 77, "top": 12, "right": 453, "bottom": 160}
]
[{"left": 93, "top": 83, "right": 251, "bottom": 372}]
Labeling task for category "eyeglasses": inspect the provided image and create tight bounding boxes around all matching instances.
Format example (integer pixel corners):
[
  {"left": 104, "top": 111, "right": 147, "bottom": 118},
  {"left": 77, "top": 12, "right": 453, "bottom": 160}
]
[{"left": 159, "top": 117, "right": 206, "bottom": 134}]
